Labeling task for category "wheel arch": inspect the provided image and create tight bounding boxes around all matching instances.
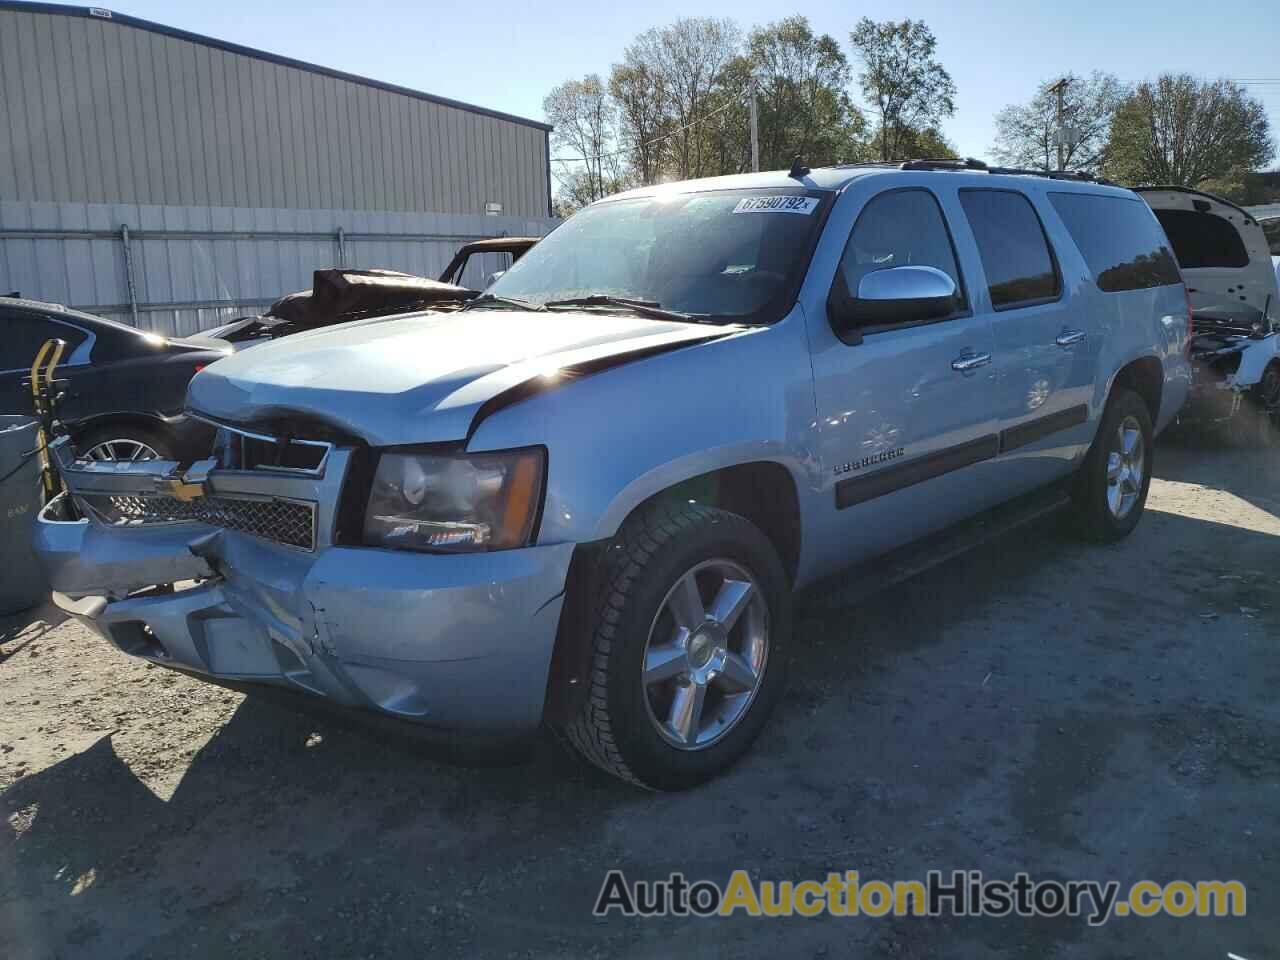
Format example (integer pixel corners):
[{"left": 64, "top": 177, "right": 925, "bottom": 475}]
[
  {"left": 543, "top": 458, "right": 804, "bottom": 727},
  {"left": 67, "top": 412, "right": 211, "bottom": 460},
  {"left": 1106, "top": 355, "right": 1163, "bottom": 427},
  {"left": 592, "top": 453, "right": 805, "bottom": 584},
  {"left": 67, "top": 411, "right": 175, "bottom": 446}
]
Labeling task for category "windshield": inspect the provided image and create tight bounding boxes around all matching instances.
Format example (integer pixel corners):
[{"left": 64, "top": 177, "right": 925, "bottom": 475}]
[{"left": 485, "top": 188, "right": 831, "bottom": 324}]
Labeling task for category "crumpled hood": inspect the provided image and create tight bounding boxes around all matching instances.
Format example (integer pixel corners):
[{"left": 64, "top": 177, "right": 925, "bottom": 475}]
[{"left": 187, "top": 308, "right": 733, "bottom": 446}]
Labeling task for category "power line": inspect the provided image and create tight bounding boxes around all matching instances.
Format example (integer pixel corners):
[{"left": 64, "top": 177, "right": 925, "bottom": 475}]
[{"left": 550, "top": 87, "right": 749, "bottom": 164}]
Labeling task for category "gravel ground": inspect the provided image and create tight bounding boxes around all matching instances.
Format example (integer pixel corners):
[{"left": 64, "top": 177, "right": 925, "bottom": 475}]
[{"left": 2, "top": 437, "right": 1279, "bottom": 959}]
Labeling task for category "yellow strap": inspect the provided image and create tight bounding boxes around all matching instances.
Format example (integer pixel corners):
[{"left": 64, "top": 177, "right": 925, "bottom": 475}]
[{"left": 30, "top": 338, "right": 67, "bottom": 500}]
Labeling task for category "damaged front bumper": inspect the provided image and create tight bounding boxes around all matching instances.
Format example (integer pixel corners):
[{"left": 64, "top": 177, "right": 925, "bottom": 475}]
[
  {"left": 1180, "top": 331, "right": 1280, "bottom": 425},
  {"left": 35, "top": 439, "right": 573, "bottom": 737}
]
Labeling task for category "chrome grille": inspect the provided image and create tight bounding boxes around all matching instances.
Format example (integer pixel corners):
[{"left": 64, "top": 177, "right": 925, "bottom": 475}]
[
  {"left": 203, "top": 417, "right": 332, "bottom": 475},
  {"left": 83, "top": 493, "right": 317, "bottom": 551}
]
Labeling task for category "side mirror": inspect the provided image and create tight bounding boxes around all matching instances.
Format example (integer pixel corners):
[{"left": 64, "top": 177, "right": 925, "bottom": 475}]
[{"left": 828, "top": 265, "right": 959, "bottom": 344}]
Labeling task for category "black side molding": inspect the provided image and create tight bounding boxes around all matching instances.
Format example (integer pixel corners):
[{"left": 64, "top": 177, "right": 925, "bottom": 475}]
[
  {"left": 836, "top": 434, "right": 999, "bottom": 509},
  {"left": 834, "top": 404, "right": 1090, "bottom": 510},
  {"left": 1000, "top": 404, "right": 1088, "bottom": 453}
]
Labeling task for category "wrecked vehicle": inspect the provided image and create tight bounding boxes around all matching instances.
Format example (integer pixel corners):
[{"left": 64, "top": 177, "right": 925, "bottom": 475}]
[
  {"left": 204, "top": 238, "right": 539, "bottom": 345},
  {"left": 437, "top": 236, "right": 540, "bottom": 288},
  {"left": 36, "top": 163, "right": 1189, "bottom": 789},
  {"left": 1, "top": 296, "right": 232, "bottom": 461},
  {"left": 1139, "top": 188, "right": 1280, "bottom": 441}
]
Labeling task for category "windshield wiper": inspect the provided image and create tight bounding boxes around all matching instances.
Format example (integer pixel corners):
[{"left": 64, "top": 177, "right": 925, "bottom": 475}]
[
  {"left": 463, "top": 293, "right": 546, "bottom": 312},
  {"left": 543, "top": 295, "right": 716, "bottom": 324}
]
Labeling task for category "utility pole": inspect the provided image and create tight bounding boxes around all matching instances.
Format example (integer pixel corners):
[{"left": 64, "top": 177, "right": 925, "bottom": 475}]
[
  {"left": 749, "top": 80, "right": 760, "bottom": 173},
  {"left": 1046, "top": 77, "right": 1072, "bottom": 172}
]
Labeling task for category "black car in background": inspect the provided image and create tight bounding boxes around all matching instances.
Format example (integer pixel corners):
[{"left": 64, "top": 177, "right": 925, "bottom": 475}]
[{"left": 0, "top": 297, "right": 230, "bottom": 461}]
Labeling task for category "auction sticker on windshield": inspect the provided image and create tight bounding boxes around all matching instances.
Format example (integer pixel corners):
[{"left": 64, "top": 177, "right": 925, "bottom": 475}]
[{"left": 733, "top": 196, "right": 820, "bottom": 215}]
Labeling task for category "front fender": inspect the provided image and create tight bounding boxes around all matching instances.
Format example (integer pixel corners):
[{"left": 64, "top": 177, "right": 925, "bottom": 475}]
[
  {"left": 465, "top": 315, "right": 822, "bottom": 547},
  {"left": 591, "top": 443, "right": 809, "bottom": 541}
]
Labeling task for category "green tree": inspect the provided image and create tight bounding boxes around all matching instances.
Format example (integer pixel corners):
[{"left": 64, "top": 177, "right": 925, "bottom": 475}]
[
  {"left": 1196, "top": 166, "right": 1279, "bottom": 205},
  {"left": 849, "top": 18, "right": 956, "bottom": 162},
  {"left": 747, "top": 16, "right": 865, "bottom": 170},
  {"left": 1104, "top": 75, "right": 1274, "bottom": 187},
  {"left": 992, "top": 72, "right": 1128, "bottom": 172},
  {"left": 865, "top": 124, "right": 957, "bottom": 161},
  {"left": 698, "top": 54, "right": 755, "bottom": 176}
]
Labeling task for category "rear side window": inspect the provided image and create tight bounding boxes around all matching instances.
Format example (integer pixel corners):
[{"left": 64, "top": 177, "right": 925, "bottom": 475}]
[
  {"left": 0, "top": 313, "right": 86, "bottom": 371},
  {"left": 1049, "top": 193, "right": 1182, "bottom": 292},
  {"left": 1151, "top": 209, "right": 1249, "bottom": 268},
  {"left": 959, "top": 190, "right": 1061, "bottom": 309}
]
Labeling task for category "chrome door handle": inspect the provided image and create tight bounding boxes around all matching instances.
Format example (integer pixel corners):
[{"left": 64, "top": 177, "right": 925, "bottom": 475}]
[
  {"left": 1056, "top": 329, "right": 1087, "bottom": 347},
  {"left": 951, "top": 351, "right": 992, "bottom": 372}
]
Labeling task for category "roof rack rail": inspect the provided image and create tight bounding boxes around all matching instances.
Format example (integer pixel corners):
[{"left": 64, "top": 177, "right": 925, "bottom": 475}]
[
  {"left": 985, "top": 165, "right": 1116, "bottom": 186},
  {"left": 828, "top": 160, "right": 900, "bottom": 169},
  {"left": 820, "top": 158, "right": 1117, "bottom": 186},
  {"left": 899, "top": 157, "right": 989, "bottom": 171}
]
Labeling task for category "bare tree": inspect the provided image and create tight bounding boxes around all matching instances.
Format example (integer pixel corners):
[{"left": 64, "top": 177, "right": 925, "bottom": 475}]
[
  {"left": 1104, "top": 75, "right": 1274, "bottom": 187},
  {"left": 608, "top": 59, "right": 669, "bottom": 186},
  {"left": 992, "top": 72, "right": 1128, "bottom": 172},
  {"left": 849, "top": 18, "right": 956, "bottom": 162},
  {"left": 629, "top": 18, "right": 742, "bottom": 180},
  {"left": 543, "top": 75, "right": 622, "bottom": 206}
]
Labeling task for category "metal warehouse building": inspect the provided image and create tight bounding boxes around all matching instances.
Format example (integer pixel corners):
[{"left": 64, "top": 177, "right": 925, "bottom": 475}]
[{"left": 0, "top": 1, "right": 555, "bottom": 335}]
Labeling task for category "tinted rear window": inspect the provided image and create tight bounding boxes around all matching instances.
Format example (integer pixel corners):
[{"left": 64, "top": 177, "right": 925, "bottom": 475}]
[
  {"left": 1151, "top": 209, "right": 1249, "bottom": 269},
  {"left": 958, "top": 190, "right": 1060, "bottom": 309},
  {"left": 0, "top": 312, "right": 88, "bottom": 371},
  {"left": 1049, "top": 193, "right": 1182, "bottom": 292}
]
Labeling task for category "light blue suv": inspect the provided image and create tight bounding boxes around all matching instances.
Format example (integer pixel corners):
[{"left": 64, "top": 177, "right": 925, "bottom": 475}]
[{"left": 36, "top": 160, "right": 1191, "bottom": 789}]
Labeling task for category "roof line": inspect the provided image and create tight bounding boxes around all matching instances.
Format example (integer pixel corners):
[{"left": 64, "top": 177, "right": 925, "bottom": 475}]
[
  {"left": 0, "top": 0, "right": 552, "bottom": 132},
  {"left": 1133, "top": 185, "right": 1255, "bottom": 222}
]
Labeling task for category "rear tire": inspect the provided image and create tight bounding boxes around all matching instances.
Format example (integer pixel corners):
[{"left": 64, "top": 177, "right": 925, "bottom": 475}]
[
  {"left": 558, "top": 502, "right": 791, "bottom": 790},
  {"left": 1245, "top": 362, "right": 1280, "bottom": 447},
  {"left": 1070, "top": 388, "right": 1154, "bottom": 543}
]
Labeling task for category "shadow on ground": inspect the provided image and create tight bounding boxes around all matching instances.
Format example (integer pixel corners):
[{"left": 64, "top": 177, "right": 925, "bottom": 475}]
[
  {"left": 3, "top": 447, "right": 1279, "bottom": 959},
  {"left": 0, "top": 601, "right": 66, "bottom": 664}
]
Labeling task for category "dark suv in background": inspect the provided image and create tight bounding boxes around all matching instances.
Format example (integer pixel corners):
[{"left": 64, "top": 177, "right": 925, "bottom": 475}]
[{"left": 0, "top": 297, "right": 230, "bottom": 461}]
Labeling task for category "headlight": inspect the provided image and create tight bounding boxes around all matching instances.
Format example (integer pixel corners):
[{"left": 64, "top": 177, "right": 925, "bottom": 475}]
[{"left": 362, "top": 448, "right": 545, "bottom": 553}]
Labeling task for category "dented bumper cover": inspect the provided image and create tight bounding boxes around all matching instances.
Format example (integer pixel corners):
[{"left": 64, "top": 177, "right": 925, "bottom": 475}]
[
  {"left": 1183, "top": 331, "right": 1280, "bottom": 423},
  {"left": 35, "top": 440, "right": 573, "bottom": 737}
]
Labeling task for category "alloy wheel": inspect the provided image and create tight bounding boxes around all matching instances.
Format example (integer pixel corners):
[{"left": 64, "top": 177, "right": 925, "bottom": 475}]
[
  {"left": 83, "top": 438, "right": 160, "bottom": 463},
  {"left": 641, "top": 558, "right": 770, "bottom": 751},
  {"left": 1105, "top": 414, "right": 1145, "bottom": 519}
]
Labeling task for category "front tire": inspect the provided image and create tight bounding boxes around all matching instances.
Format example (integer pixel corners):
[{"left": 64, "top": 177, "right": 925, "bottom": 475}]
[
  {"left": 559, "top": 502, "right": 791, "bottom": 790},
  {"left": 1070, "top": 388, "right": 1154, "bottom": 542}
]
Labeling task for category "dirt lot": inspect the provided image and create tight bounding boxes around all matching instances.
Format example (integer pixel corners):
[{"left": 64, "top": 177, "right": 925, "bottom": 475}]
[{"left": 2, "top": 438, "right": 1279, "bottom": 959}]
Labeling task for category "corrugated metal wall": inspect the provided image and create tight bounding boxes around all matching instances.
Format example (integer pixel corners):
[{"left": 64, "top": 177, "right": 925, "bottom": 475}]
[
  {"left": 0, "top": 6, "right": 551, "bottom": 217},
  {"left": 1, "top": 199, "right": 553, "bottom": 336},
  {"left": 0, "top": 3, "right": 558, "bottom": 335}
]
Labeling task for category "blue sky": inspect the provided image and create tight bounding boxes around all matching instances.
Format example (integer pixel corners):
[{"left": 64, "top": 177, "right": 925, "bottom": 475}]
[{"left": 109, "top": 0, "right": 1280, "bottom": 168}]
